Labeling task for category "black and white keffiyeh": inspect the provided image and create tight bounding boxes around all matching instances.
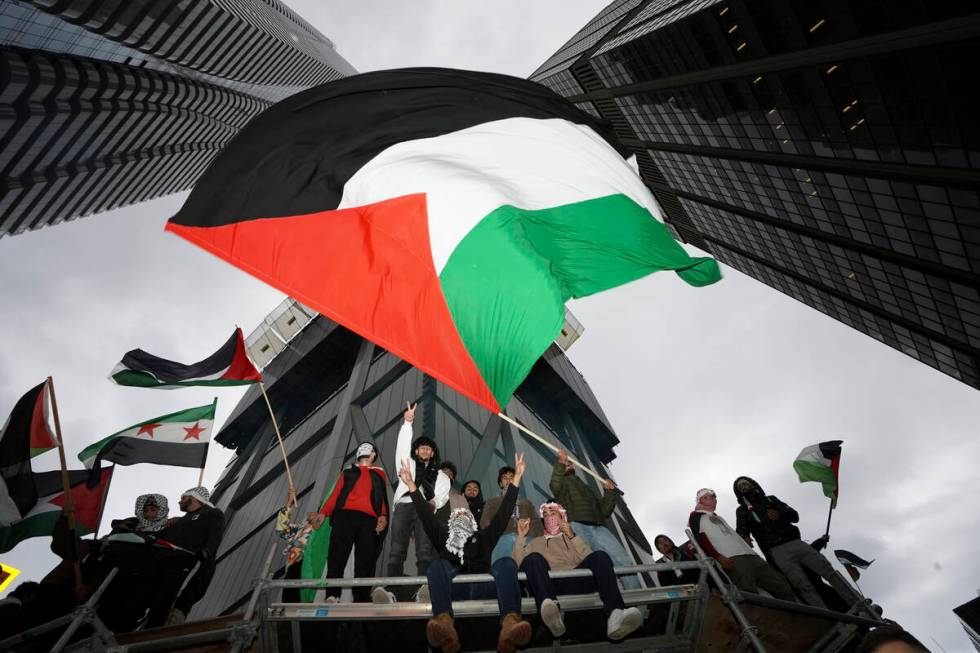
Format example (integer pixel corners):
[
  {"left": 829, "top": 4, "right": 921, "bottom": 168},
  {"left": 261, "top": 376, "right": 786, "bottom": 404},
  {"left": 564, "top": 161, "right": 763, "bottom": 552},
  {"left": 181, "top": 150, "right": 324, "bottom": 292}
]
[{"left": 445, "top": 508, "right": 478, "bottom": 563}]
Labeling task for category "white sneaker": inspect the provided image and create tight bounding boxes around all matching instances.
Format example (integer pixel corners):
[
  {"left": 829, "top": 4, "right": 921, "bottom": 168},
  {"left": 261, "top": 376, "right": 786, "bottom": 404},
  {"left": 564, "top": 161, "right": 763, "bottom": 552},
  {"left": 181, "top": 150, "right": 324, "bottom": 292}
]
[
  {"left": 540, "top": 598, "right": 566, "bottom": 637},
  {"left": 371, "top": 587, "right": 396, "bottom": 604},
  {"left": 324, "top": 596, "right": 339, "bottom": 605},
  {"left": 607, "top": 607, "right": 643, "bottom": 641},
  {"left": 163, "top": 608, "right": 185, "bottom": 627},
  {"left": 415, "top": 583, "right": 430, "bottom": 603}
]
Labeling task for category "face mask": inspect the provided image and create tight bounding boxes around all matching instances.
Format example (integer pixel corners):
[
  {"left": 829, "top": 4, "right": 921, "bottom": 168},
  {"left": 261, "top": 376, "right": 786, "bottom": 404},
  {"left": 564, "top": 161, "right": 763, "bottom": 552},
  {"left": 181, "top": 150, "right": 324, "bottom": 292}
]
[{"left": 543, "top": 514, "right": 562, "bottom": 536}]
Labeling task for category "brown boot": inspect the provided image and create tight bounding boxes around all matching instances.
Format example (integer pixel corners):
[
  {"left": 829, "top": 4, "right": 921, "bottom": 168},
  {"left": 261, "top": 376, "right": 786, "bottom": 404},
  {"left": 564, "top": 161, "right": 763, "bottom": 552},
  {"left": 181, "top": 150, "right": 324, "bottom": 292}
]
[
  {"left": 497, "top": 612, "right": 532, "bottom": 653},
  {"left": 426, "top": 612, "right": 461, "bottom": 653}
]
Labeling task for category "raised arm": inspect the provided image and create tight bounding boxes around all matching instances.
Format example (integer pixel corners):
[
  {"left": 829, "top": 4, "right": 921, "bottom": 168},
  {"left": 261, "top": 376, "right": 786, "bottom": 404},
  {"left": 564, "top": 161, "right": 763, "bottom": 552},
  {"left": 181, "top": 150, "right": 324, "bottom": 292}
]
[
  {"left": 432, "top": 469, "right": 450, "bottom": 510},
  {"left": 549, "top": 448, "right": 568, "bottom": 496},
  {"left": 598, "top": 478, "right": 623, "bottom": 519},
  {"left": 486, "top": 453, "right": 525, "bottom": 544},
  {"left": 399, "top": 459, "right": 446, "bottom": 554},
  {"left": 394, "top": 403, "right": 417, "bottom": 471},
  {"left": 512, "top": 518, "right": 531, "bottom": 565}
]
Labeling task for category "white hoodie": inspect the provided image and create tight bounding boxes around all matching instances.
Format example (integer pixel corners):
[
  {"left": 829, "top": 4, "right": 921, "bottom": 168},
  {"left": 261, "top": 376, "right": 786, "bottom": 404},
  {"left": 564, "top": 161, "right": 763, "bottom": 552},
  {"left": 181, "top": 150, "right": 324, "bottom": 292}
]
[{"left": 392, "top": 419, "right": 450, "bottom": 508}]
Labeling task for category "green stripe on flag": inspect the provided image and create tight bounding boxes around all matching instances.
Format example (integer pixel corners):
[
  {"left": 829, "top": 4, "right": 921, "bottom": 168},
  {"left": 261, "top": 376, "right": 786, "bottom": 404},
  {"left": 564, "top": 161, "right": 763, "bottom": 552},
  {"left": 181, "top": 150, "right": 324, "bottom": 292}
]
[
  {"left": 793, "top": 459, "right": 837, "bottom": 500},
  {"left": 439, "top": 193, "right": 721, "bottom": 407},
  {"left": 112, "top": 370, "right": 254, "bottom": 388}
]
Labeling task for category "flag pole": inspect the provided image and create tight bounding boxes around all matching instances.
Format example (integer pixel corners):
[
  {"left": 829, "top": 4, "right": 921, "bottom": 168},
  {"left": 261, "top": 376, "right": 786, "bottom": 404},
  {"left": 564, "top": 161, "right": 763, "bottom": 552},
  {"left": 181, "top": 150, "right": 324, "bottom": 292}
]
[
  {"left": 46, "top": 377, "right": 84, "bottom": 594},
  {"left": 259, "top": 381, "right": 296, "bottom": 505},
  {"left": 196, "top": 397, "right": 216, "bottom": 488},
  {"left": 497, "top": 412, "right": 606, "bottom": 483},
  {"left": 824, "top": 499, "right": 834, "bottom": 537}
]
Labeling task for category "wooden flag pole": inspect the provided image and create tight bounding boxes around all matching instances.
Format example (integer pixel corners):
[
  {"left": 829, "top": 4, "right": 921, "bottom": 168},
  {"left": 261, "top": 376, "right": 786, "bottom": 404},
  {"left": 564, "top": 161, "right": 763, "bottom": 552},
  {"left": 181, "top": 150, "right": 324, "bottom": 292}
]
[
  {"left": 259, "top": 381, "right": 296, "bottom": 505},
  {"left": 496, "top": 412, "right": 606, "bottom": 483},
  {"left": 45, "top": 377, "right": 84, "bottom": 594},
  {"left": 196, "top": 397, "right": 216, "bottom": 488},
  {"left": 198, "top": 466, "right": 206, "bottom": 487}
]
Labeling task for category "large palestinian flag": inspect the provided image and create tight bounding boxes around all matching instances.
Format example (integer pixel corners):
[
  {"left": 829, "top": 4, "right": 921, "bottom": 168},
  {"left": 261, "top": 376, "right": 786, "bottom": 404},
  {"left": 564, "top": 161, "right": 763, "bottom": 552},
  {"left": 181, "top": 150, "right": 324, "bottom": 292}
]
[
  {"left": 110, "top": 328, "right": 261, "bottom": 389},
  {"left": 793, "top": 440, "right": 843, "bottom": 506},
  {"left": 0, "top": 468, "right": 112, "bottom": 553},
  {"left": 166, "top": 68, "right": 721, "bottom": 413},
  {"left": 1, "top": 381, "right": 58, "bottom": 527},
  {"left": 78, "top": 401, "right": 214, "bottom": 472}
]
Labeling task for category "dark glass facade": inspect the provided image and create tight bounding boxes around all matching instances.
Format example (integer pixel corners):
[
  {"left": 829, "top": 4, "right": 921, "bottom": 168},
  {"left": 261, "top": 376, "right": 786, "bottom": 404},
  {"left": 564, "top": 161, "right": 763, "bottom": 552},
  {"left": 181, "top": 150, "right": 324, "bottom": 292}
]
[
  {"left": 190, "top": 306, "right": 652, "bottom": 618},
  {"left": 0, "top": 0, "right": 356, "bottom": 237},
  {"left": 530, "top": 0, "right": 980, "bottom": 389}
]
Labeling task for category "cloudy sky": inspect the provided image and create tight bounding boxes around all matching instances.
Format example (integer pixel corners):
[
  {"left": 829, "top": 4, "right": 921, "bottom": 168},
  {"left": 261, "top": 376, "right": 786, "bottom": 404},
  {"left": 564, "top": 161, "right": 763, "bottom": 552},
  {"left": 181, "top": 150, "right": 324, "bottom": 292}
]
[{"left": 2, "top": 1, "right": 979, "bottom": 650}]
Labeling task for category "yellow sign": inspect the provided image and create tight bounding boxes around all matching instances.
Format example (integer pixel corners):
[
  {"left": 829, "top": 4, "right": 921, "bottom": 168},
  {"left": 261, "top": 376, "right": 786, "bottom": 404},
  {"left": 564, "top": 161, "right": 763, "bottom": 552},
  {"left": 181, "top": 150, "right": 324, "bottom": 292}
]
[{"left": 0, "top": 562, "right": 22, "bottom": 593}]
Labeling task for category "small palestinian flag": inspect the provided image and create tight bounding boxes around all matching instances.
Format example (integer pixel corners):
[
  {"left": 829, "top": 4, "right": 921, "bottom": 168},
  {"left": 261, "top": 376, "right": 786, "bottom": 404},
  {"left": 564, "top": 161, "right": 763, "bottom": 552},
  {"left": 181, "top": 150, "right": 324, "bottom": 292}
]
[
  {"left": 78, "top": 401, "right": 215, "bottom": 472},
  {"left": 835, "top": 549, "right": 873, "bottom": 582},
  {"left": 1, "top": 381, "right": 59, "bottom": 527},
  {"left": 166, "top": 68, "right": 721, "bottom": 413},
  {"left": 793, "top": 440, "right": 843, "bottom": 507},
  {"left": 110, "top": 328, "right": 261, "bottom": 389},
  {"left": 0, "top": 468, "right": 112, "bottom": 553}
]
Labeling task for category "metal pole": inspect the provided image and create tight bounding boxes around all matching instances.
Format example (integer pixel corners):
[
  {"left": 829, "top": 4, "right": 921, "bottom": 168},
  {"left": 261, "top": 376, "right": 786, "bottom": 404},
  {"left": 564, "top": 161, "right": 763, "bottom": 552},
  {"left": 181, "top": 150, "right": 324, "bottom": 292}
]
[
  {"left": 229, "top": 543, "right": 278, "bottom": 653},
  {"left": 51, "top": 567, "right": 119, "bottom": 652},
  {"left": 824, "top": 499, "right": 834, "bottom": 537},
  {"left": 686, "top": 528, "right": 768, "bottom": 653},
  {"left": 45, "top": 376, "right": 84, "bottom": 595}
]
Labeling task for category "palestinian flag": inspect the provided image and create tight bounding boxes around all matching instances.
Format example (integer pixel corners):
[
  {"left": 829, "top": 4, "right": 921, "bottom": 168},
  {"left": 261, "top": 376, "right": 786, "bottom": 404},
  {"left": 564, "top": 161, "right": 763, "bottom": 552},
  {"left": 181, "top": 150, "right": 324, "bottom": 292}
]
[
  {"left": 110, "top": 328, "right": 261, "bottom": 389},
  {"left": 793, "top": 440, "right": 843, "bottom": 507},
  {"left": 166, "top": 68, "right": 721, "bottom": 413},
  {"left": 0, "top": 468, "right": 112, "bottom": 553},
  {"left": 834, "top": 549, "right": 873, "bottom": 582},
  {"left": 78, "top": 401, "right": 215, "bottom": 472},
  {"left": 1, "top": 381, "right": 58, "bottom": 526}
]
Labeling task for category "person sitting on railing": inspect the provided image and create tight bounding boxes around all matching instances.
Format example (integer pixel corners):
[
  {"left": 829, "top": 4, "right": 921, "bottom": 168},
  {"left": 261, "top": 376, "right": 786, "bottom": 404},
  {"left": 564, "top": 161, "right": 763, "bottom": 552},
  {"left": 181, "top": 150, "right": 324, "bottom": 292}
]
[
  {"left": 376, "top": 402, "right": 450, "bottom": 604},
  {"left": 654, "top": 534, "right": 700, "bottom": 587},
  {"left": 108, "top": 494, "right": 169, "bottom": 535},
  {"left": 688, "top": 488, "right": 796, "bottom": 601},
  {"left": 550, "top": 448, "right": 638, "bottom": 589},
  {"left": 733, "top": 476, "right": 857, "bottom": 610},
  {"left": 308, "top": 441, "right": 389, "bottom": 604},
  {"left": 513, "top": 501, "right": 644, "bottom": 641},
  {"left": 462, "top": 479, "right": 485, "bottom": 524},
  {"left": 482, "top": 465, "right": 542, "bottom": 565},
  {"left": 399, "top": 452, "right": 532, "bottom": 653}
]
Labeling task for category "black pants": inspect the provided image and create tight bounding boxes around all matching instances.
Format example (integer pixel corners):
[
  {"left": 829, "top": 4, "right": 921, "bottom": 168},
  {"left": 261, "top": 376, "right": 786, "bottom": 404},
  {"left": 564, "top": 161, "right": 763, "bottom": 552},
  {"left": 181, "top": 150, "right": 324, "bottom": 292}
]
[
  {"left": 520, "top": 551, "right": 625, "bottom": 616},
  {"left": 326, "top": 509, "right": 383, "bottom": 602},
  {"left": 385, "top": 502, "right": 437, "bottom": 600}
]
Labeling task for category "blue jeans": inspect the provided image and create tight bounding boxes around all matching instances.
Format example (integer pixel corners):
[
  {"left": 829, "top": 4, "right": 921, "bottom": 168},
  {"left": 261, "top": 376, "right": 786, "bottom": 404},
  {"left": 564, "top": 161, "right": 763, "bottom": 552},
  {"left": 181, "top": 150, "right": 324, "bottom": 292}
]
[
  {"left": 491, "top": 532, "right": 517, "bottom": 565},
  {"left": 427, "top": 557, "right": 522, "bottom": 618},
  {"left": 572, "top": 522, "right": 640, "bottom": 590}
]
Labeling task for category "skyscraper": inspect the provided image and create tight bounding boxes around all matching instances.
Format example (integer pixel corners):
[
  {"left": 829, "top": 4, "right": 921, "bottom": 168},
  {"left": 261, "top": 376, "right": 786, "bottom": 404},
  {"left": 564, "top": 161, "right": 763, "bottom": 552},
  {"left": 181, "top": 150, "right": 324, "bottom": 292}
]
[
  {"left": 531, "top": 0, "right": 980, "bottom": 390},
  {"left": 190, "top": 300, "right": 651, "bottom": 618},
  {"left": 0, "top": 0, "right": 356, "bottom": 237}
]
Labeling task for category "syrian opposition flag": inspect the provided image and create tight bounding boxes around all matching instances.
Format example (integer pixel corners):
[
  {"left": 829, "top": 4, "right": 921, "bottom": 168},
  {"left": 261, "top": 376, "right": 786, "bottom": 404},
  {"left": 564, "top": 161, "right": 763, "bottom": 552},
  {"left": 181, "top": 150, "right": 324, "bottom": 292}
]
[
  {"left": 0, "top": 468, "right": 112, "bottom": 553},
  {"left": 834, "top": 549, "right": 873, "bottom": 582},
  {"left": 78, "top": 401, "right": 215, "bottom": 473},
  {"left": 793, "top": 440, "right": 843, "bottom": 507},
  {"left": 165, "top": 68, "right": 722, "bottom": 413},
  {"left": 1, "top": 381, "right": 59, "bottom": 527},
  {"left": 110, "top": 328, "right": 261, "bottom": 389}
]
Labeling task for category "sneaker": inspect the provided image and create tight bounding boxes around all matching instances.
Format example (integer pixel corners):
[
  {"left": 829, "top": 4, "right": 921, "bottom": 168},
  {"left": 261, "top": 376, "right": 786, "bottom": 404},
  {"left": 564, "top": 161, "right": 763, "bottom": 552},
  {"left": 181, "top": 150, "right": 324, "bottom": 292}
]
[
  {"left": 607, "top": 607, "right": 643, "bottom": 641},
  {"left": 416, "top": 583, "right": 431, "bottom": 603},
  {"left": 540, "top": 598, "right": 566, "bottom": 637},
  {"left": 163, "top": 608, "right": 185, "bottom": 627},
  {"left": 371, "top": 587, "right": 396, "bottom": 604},
  {"left": 324, "top": 596, "right": 339, "bottom": 605}
]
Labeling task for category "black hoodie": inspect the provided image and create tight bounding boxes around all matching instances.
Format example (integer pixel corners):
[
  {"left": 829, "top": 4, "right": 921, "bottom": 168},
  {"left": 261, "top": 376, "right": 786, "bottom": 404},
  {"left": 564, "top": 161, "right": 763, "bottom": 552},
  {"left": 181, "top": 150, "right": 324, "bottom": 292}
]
[
  {"left": 733, "top": 476, "right": 800, "bottom": 553},
  {"left": 411, "top": 435, "right": 441, "bottom": 501}
]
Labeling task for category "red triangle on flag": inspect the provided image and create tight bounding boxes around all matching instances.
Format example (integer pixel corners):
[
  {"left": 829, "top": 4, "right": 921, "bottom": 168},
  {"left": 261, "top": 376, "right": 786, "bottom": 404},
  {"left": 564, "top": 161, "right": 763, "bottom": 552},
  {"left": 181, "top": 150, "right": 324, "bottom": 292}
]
[{"left": 49, "top": 468, "right": 113, "bottom": 532}]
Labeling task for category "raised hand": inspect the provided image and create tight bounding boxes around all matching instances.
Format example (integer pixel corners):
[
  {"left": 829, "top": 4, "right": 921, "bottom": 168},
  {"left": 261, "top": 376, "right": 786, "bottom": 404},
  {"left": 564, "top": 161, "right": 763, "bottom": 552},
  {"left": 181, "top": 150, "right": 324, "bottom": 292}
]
[
  {"left": 513, "top": 452, "right": 526, "bottom": 484},
  {"left": 399, "top": 458, "right": 417, "bottom": 492},
  {"left": 559, "top": 518, "right": 574, "bottom": 539},
  {"left": 404, "top": 402, "right": 417, "bottom": 423},
  {"left": 516, "top": 518, "right": 530, "bottom": 538},
  {"left": 601, "top": 478, "right": 616, "bottom": 491}
]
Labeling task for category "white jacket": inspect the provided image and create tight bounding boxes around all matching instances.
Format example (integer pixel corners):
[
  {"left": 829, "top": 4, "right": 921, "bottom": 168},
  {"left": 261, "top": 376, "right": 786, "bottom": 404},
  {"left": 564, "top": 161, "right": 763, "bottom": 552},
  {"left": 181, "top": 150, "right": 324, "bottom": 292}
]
[{"left": 392, "top": 420, "right": 449, "bottom": 508}]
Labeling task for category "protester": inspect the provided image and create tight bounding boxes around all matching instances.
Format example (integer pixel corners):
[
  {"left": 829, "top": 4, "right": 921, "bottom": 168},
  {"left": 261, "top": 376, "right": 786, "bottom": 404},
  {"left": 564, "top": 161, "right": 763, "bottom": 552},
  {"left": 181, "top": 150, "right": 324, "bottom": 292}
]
[
  {"left": 733, "top": 476, "right": 856, "bottom": 609},
  {"left": 550, "top": 448, "right": 638, "bottom": 588},
  {"left": 434, "top": 461, "right": 465, "bottom": 523},
  {"left": 378, "top": 403, "right": 450, "bottom": 604},
  {"left": 855, "top": 627, "right": 928, "bottom": 653},
  {"left": 513, "top": 501, "right": 644, "bottom": 641},
  {"left": 152, "top": 486, "right": 225, "bottom": 626},
  {"left": 400, "top": 453, "right": 532, "bottom": 653},
  {"left": 688, "top": 488, "right": 795, "bottom": 601},
  {"left": 654, "top": 534, "right": 700, "bottom": 587},
  {"left": 482, "top": 465, "right": 542, "bottom": 564},
  {"left": 462, "top": 479, "right": 485, "bottom": 524},
  {"left": 308, "top": 441, "right": 389, "bottom": 603},
  {"left": 109, "top": 494, "right": 169, "bottom": 534}
]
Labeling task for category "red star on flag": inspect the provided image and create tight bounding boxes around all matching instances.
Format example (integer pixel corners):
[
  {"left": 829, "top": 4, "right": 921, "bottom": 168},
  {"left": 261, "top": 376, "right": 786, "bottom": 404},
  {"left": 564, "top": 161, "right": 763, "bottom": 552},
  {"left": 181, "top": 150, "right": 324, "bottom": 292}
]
[
  {"left": 137, "top": 423, "right": 162, "bottom": 438},
  {"left": 183, "top": 422, "right": 206, "bottom": 441}
]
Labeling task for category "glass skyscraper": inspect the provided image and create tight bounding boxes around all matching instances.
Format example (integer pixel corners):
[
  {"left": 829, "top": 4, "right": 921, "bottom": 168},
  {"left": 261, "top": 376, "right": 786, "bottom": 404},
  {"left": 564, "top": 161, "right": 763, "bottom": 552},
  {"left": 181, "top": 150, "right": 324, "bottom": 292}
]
[
  {"left": 191, "top": 301, "right": 652, "bottom": 618},
  {"left": 531, "top": 0, "right": 980, "bottom": 390},
  {"left": 0, "top": 0, "right": 356, "bottom": 237}
]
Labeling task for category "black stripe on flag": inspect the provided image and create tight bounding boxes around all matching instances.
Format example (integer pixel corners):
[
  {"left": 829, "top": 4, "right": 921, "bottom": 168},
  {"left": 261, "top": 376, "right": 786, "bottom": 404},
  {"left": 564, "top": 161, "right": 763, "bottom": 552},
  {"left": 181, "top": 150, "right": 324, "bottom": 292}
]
[
  {"left": 171, "top": 68, "right": 627, "bottom": 229},
  {"left": 0, "top": 382, "right": 46, "bottom": 516},
  {"left": 95, "top": 438, "right": 208, "bottom": 471},
  {"left": 834, "top": 549, "right": 873, "bottom": 569},
  {"left": 819, "top": 440, "right": 843, "bottom": 460},
  {"left": 120, "top": 330, "right": 238, "bottom": 383}
]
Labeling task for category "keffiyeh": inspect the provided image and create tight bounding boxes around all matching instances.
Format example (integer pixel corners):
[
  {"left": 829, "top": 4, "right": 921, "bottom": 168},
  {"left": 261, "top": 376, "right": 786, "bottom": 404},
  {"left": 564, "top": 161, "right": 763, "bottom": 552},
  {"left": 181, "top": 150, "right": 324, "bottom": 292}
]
[
  {"left": 134, "top": 494, "right": 169, "bottom": 532},
  {"left": 445, "top": 508, "right": 478, "bottom": 563}
]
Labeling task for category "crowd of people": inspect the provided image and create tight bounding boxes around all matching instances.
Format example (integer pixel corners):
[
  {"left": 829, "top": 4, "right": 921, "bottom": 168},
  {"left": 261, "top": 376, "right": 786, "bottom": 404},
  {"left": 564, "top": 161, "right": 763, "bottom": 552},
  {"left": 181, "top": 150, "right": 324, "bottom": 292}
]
[{"left": 0, "top": 485, "right": 225, "bottom": 645}]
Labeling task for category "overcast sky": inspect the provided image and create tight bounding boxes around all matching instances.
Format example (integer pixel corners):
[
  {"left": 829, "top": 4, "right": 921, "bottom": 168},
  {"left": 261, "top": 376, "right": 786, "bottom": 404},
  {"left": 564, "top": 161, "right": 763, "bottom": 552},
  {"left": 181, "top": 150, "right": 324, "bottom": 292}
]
[{"left": 2, "top": 1, "right": 978, "bottom": 650}]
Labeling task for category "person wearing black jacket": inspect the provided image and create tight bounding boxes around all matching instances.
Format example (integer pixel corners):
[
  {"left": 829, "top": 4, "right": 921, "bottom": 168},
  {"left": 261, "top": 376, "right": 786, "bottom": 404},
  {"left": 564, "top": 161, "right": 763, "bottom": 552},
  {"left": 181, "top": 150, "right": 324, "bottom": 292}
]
[
  {"left": 399, "top": 453, "right": 531, "bottom": 653},
  {"left": 462, "top": 479, "right": 484, "bottom": 524},
  {"left": 734, "top": 476, "right": 855, "bottom": 609},
  {"left": 654, "top": 535, "right": 700, "bottom": 587}
]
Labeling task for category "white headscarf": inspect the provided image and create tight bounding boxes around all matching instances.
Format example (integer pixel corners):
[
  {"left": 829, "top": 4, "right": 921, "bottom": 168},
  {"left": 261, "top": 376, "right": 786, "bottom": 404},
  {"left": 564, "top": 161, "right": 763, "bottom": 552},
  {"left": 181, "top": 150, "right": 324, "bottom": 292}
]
[{"left": 445, "top": 508, "right": 478, "bottom": 563}]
